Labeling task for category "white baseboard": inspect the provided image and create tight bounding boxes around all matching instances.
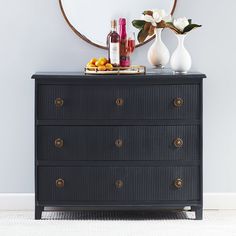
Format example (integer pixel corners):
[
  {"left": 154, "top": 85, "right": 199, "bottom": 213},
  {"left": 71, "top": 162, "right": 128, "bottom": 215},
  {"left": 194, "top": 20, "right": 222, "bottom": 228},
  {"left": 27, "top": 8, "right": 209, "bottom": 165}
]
[
  {"left": 0, "top": 193, "right": 34, "bottom": 211},
  {"left": 0, "top": 193, "right": 235, "bottom": 211},
  {"left": 203, "top": 193, "right": 236, "bottom": 210}
]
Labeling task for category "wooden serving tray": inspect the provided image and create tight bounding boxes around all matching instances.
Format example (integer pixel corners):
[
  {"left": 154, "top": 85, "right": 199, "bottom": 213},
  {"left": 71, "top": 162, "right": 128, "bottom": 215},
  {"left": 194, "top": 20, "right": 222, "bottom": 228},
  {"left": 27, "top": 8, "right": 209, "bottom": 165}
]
[{"left": 85, "top": 65, "right": 146, "bottom": 75}]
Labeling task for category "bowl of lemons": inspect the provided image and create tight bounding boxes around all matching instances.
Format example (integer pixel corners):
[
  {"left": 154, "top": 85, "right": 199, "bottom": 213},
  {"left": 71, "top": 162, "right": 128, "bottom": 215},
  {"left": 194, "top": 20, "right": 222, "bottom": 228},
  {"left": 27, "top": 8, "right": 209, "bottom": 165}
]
[
  {"left": 86, "top": 57, "right": 114, "bottom": 72},
  {"left": 85, "top": 57, "right": 146, "bottom": 75}
]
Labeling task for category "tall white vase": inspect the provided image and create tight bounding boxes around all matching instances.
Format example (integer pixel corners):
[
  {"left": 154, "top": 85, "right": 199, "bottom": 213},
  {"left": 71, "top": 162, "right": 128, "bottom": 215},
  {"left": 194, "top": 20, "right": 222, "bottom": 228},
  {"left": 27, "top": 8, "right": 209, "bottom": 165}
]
[
  {"left": 147, "top": 28, "right": 170, "bottom": 68},
  {"left": 170, "top": 34, "right": 192, "bottom": 73}
]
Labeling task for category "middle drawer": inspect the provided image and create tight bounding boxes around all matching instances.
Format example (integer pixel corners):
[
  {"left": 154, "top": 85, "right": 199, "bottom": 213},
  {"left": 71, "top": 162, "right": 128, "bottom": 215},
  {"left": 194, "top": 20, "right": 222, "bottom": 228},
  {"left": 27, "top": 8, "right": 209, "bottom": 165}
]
[{"left": 37, "top": 126, "right": 200, "bottom": 161}]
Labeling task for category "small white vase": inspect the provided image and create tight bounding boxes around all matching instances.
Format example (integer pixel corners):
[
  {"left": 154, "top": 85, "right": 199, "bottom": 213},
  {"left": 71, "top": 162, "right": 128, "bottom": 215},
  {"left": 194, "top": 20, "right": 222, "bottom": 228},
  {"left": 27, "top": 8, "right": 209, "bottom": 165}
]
[
  {"left": 170, "top": 34, "right": 192, "bottom": 73},
  {"left": 147, "top": 28, "right": 170, "bottom": 68}
]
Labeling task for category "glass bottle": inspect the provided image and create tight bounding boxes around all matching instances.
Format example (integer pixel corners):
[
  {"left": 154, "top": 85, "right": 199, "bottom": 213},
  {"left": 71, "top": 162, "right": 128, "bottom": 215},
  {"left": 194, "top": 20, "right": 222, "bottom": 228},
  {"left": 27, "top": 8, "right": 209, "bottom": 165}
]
[
  {"left": 107, "top": 20, "right": 120, "bottom": 67},
  {"left": 119, "top": 18, "right": 130, "bottom": 67}
]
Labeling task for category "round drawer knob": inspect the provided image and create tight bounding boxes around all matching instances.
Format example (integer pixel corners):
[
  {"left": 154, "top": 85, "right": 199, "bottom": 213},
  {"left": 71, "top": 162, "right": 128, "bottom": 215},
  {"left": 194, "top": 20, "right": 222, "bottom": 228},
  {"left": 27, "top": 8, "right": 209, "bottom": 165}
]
[
  {"left": 115, "top": 139, "right": 123, "bottom": 148},
  {"left": 173, "top": 138, "right": 184, "bottom": 148},
  {"left": 56, "top": 178, "right": 65, "bottom": 189},
  {"left": 173, "top": 97, "right": 184, "bottom": 107},
  {"left": 55, "top": 98, "right": 64, "bottom": 108},
  {"left": 115, "top": 180, "right": 124, "bottom": 189},
  {"left": 174, "top": 178, "right": 183, "bottom": 189},
  {"left": 116, "top": 98, "right": 124, "bottom": 107},
  {"left": 54, "top": 138, "right": 64, "bottom": 148}
]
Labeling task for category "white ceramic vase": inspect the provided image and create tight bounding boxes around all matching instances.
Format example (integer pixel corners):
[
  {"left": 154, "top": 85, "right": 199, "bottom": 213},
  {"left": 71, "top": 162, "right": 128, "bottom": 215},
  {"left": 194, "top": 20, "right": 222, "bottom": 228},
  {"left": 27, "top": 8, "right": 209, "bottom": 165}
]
[
  {"left": 147, "top": 28, "right": 170, "bottom": 68},
  {"left": 170, "top": 34, "right": 192, "bottom": 73}
]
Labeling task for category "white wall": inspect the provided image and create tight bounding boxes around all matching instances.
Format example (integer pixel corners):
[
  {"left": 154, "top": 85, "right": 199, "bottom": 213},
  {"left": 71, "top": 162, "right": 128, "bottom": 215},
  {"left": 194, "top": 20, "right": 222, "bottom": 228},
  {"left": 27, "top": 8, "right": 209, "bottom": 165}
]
[{"left": 0, "top": 0, "right": 235, "bottom": 193}]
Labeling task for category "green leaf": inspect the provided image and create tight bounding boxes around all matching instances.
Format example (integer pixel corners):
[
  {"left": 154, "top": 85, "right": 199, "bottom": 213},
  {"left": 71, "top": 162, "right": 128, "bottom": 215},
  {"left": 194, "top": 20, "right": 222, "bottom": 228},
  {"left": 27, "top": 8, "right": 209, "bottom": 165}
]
[
  {"left": 156, "top": 20, "right": 166, "bottom": 29},
  {"left": 143, "top": 10, "right": 153, "bottom": 16},
  {"left": 183, "top": 24, "right": 202, "bottom": 34},
  {"left": 138, "top": 29, "right": 149, "bottom": 43},
  {"left": 165, "top": 22, "right": 174, "bottom": 27},
  {"left": 144, "top": 22, "right": 151, "bottom": 31},
  {"left": 188, "top": 19, "right": 192, "bottom": 24},
  {"left": 148, "top": 25, "right": 155, "bottom": 36},
  {"left": 165, "top": 22, "right": 182, "bottom": 34},
  {"left": 132, "top": 20, "right": 146, "bottom": 30}
]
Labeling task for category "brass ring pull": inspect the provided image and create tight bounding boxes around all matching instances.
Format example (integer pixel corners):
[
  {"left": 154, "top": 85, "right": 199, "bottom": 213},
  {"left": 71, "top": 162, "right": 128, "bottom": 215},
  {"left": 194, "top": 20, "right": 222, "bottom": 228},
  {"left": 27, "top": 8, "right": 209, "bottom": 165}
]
[
  {"left": 173, "top": 138, "right": 184, "bottom": 148},
  {"left": 54, "top": 138, "right": 64, "bottom": 148},
  {"left": 173, "top": 97, "right": 184, "bottom": 107},
  {"left": 55, "top": 98, "right": 64, "bottom": 108},
  {"left": 116, "top": 98, "right": 124, "bottom": 107},
  {"left": 115, "top": 139, "right": 123, "bottom": 148},
  {"left": 174, "top": 178, "right": 183, "bottom": 189},
  {"left": 115, "top": 180, "right": 124, "bottom": 189},
  {"left": 56, "top": 178, "right": 65, "bottom": 188}
]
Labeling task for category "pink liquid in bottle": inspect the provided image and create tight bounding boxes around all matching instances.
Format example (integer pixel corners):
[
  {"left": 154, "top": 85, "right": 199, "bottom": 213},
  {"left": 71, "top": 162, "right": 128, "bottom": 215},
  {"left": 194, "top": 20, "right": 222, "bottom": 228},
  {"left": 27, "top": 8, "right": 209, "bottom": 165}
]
[{"left": 119, "top": 18, "right": 130, "bottom": 67}]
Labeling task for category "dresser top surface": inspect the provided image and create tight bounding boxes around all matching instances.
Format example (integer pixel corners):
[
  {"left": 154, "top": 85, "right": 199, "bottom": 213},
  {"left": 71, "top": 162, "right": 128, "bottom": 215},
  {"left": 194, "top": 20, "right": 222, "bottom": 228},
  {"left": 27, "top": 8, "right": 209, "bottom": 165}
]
[{"left": 32, "top": 69, "right": 206, "bottom": 80}]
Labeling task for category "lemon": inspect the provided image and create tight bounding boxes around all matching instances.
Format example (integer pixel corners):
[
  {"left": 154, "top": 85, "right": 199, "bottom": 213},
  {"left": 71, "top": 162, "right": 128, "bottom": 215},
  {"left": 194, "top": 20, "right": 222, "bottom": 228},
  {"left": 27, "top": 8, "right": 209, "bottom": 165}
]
[
  {"left": 98, "top": 65, "right": 106, "bottom": 71},
  {"left": 99, "top": 57, "right": 107, "bottom": 63},
  {"left": 89, "top": 58, "right": 97, "bottom": 65},
  {"left": 95, "top": 59, "right": 105, "bottom": 67},
  {"left": 86, "top": 63, "right": 96, "bottom": 70},
  {"left": 105, "top": 63, "right": 113, "bottom": 71}
]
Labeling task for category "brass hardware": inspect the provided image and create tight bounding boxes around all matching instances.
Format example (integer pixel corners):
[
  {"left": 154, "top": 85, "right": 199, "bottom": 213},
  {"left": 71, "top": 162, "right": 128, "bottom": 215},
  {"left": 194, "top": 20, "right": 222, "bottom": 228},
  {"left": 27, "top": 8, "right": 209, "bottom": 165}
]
[
  {"left": 54, "top": 138, "right": 64, "bottom": 148},
  {"left": 173, "top": 138, "right": 184, "bottom": 148},
  {"left": 115, "top": 139, "right": 123, "bottom": 148},
  {"left": 116, "top": 98, "right": 124, "bottom": 107},
  {"left": 174, "top": 178, "right": 183, "bottom": 189},
  {"left": 173, "top": 97, "right": 184, "bottom": 107},
  {"left": 55, "top": 98, "right": 64, "bottom": 108},
  {"left": 115, "top": 180, "right": 124, "bottom": 189},
  {"left": 56, "top": 178, "right": 65, "bottom": 188}
]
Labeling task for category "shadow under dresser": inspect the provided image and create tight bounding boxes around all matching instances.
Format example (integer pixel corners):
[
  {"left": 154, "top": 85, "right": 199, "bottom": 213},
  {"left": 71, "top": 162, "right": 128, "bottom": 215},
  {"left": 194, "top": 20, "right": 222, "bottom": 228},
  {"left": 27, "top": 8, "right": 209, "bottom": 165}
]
[{"left": 32, "top": 72, "right": 206, "bottom": 220}]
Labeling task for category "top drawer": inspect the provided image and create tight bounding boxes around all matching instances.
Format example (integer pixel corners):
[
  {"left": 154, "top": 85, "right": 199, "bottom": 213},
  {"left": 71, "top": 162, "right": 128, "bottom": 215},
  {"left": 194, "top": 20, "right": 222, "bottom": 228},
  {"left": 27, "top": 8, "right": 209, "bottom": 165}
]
[{"left": 37, "top": 84, "right": 200, "bottom": 120}]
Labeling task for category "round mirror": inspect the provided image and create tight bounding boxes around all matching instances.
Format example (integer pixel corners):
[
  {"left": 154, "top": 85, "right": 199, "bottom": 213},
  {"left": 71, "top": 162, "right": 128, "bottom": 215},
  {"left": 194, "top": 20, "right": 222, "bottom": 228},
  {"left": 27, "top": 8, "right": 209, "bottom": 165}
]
[{"left": 59, "top": 0, "right": 177, "bottom": 49}]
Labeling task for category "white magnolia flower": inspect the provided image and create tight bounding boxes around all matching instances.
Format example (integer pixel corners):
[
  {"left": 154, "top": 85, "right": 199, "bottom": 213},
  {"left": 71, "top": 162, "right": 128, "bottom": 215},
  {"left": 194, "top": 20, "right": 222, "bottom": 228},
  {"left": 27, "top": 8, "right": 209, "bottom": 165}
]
[
  {"left": 173, "top": 17, "right": 189, "bottom": 32},
  {"left": 153, "top": 9, "right": 172, "bottom": 23},
  {"left": 141, "top": 14, "right": 157, "bottom": 27},
  {"left": 141, "top": 9, "right": 172, "bottom": 27},
  {"left": 153, "top": 11, "right": 162, "bottom": 23}
]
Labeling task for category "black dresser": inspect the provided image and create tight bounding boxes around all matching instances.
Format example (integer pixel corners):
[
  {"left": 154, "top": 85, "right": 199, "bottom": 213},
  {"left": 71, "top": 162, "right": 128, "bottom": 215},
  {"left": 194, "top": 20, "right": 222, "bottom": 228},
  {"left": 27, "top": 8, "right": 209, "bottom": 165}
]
[{"left": 32, "top": 72, "right": 206, "bottom": 220}]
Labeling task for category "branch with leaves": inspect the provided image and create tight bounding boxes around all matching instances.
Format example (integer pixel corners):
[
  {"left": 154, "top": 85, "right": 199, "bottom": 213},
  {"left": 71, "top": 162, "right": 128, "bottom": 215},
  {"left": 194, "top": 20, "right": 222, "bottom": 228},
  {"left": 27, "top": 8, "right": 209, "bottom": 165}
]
[
  {"left": 132, "top": 10, "right": 202, "bottom": 43},
  {"left": 132, "top": 9, "right": 171, "bottom": 43}
]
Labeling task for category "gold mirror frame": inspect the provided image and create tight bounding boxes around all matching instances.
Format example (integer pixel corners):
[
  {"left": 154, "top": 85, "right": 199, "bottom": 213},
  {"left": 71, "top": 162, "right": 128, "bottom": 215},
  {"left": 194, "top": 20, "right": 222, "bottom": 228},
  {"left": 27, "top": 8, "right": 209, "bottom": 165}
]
[{"left": 59, "top": 0, "right": 178, "bottom": 50}]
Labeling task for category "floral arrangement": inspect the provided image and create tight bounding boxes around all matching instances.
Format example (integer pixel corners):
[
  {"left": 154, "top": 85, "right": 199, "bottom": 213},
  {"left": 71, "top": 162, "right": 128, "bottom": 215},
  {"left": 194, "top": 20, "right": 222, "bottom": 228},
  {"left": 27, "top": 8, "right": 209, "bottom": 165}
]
[
  {"left": 132, "top": 10, "right": 202, "bottom": 43},
  {"left": 167, "top": 17, "right": 202, "bottom": 35}
]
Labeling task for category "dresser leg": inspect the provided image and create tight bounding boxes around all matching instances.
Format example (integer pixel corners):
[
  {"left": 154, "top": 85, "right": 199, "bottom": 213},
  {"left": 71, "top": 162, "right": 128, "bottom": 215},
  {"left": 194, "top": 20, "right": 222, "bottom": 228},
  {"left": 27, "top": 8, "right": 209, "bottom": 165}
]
[
  {"left": 35, "top": 206, "right": 43, "bottom": 220},
  {"left": 193, "top": 207, "right": 203, "bottom": 220}
]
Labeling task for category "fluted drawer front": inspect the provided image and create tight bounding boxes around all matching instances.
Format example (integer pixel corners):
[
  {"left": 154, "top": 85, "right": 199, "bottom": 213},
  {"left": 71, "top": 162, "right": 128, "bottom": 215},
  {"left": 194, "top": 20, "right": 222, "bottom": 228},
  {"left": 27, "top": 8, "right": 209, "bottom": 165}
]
[
  {"left": 37, "top": 85, "right": 200, "bottom": 120},
  {"left": 38, "top": 166, "right": 200, "bottom": 202},
  {"left": 37, "top": 125, "right": 200, "bottom": 161}
]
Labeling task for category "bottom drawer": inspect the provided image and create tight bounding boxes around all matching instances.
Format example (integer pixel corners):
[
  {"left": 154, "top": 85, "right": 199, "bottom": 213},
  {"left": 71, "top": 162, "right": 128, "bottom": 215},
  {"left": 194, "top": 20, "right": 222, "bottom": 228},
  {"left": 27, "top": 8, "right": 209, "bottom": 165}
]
[{"left": 38, "top": 166, "right": 200, "bottom": 202}]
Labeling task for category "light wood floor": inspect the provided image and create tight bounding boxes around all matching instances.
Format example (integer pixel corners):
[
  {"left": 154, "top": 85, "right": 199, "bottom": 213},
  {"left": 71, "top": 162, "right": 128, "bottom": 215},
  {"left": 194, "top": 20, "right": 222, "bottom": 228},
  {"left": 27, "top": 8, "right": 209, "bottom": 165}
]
[{"left": 0, "top": 210, "right": 235, "bottom": 236}]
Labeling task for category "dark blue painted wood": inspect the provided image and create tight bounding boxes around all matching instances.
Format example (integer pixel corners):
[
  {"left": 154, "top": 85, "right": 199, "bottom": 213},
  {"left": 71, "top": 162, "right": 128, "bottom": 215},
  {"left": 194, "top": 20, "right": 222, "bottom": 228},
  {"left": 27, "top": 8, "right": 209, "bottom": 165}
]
[
  {"left": 38, "top": 166, "right": 200, "bottom": 202},
  {"left": 37, "top": 84, "right": 200, "bottom": 120},
  {"left": 38, "top": 125, "right": 200, "bottom": 161},
  {"left": 33, "top": 72, "right": 205, "bottom": 220}
]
